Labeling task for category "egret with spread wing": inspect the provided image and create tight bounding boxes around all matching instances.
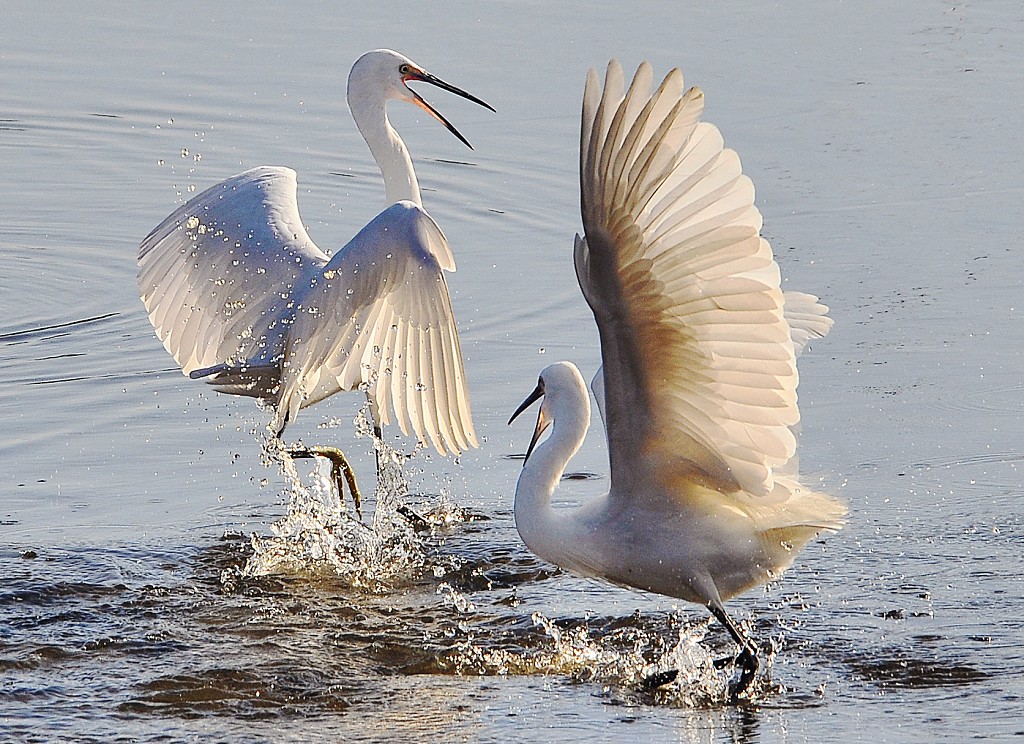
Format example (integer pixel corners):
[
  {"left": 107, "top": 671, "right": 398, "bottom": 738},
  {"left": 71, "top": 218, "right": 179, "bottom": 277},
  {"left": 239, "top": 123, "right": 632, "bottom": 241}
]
[
  {"left": 509, "top": 60, "right": 846, "bottom": 700},
  {"left": 139, "top": 50, "right": 491, "bottom": 509}
]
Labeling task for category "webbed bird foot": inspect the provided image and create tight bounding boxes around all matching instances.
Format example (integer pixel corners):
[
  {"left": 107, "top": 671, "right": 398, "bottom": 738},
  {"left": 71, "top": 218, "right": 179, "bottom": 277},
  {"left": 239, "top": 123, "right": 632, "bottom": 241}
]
[{"left": 287, "top": 445, "right": 362, "bottom": 519}]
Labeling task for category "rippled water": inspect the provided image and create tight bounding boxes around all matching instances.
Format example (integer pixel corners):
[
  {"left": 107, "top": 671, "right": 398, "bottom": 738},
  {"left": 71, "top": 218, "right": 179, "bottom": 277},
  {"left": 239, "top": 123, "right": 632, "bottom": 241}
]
[{"left": 3, "top": 2, "right": 1023, "bottom": 741}]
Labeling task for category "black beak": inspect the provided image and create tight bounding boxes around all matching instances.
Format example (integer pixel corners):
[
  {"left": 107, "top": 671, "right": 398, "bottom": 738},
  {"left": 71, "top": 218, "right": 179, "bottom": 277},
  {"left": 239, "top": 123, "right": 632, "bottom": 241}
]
[
  {"left": 509, "top": 383, "right": 546, "bottom": 463},
  {"left": 405, "top": 70, "right": 495, "bottom": 150},
  {"left": 509, "top": 383, "right": 543, "bottom": 426}
]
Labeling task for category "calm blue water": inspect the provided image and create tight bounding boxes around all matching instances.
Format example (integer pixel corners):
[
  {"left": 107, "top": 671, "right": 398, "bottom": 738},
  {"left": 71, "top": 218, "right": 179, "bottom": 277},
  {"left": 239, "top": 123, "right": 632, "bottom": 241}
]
[{"left": 2, "top": 2, "right": 1023, "bottom": 741}]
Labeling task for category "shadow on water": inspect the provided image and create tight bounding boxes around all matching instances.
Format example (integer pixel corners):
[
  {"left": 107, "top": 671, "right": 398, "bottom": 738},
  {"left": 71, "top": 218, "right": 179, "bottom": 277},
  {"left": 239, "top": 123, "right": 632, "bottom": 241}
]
[{"left": 846, "top": 650, "right": 991, "bottom": 690}]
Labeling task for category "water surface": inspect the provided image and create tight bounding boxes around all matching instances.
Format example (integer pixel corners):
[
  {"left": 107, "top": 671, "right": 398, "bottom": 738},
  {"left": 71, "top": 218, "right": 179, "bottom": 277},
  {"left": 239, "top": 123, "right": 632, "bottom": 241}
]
[{"left": 2, "top": 2, "right": 1023, "bottom": 741}]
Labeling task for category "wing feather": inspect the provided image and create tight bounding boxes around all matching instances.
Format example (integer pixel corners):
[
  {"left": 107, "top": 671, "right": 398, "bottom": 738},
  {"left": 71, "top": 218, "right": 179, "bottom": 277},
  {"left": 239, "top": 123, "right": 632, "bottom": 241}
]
[
  {"left": 427, "top": 324, "right": 456, "bottom": 448},
  {"left": 278, "top": 201, "right": 477, "bottom": 455},
  {"left": 391, "top": 317, "right": 411, "bottom": 434},
  {"left": 782, "top": 291, "right": 834, "bottom": 357},
  {"left": 138, "top": 166, "right": 329, "bottom": 392},
  {"left": 374, "top": 306, "right": 398, "bottom": 430},
  {"left": 579, "top": 63, "right": 828, "bottom": 498}
]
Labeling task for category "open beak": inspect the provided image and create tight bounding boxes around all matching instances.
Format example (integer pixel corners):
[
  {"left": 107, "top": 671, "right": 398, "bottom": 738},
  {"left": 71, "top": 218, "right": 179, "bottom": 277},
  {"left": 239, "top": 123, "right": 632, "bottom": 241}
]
[
  {"left": 403, "top": 68, "right": 495, "bottom": 150},
  {"left": 508, "top": 383, "right": 548, "bottom": 463}
]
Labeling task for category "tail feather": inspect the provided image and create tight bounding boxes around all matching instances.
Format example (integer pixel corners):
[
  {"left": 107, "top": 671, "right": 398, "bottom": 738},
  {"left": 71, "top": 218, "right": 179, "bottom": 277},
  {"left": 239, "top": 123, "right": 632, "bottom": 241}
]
[{"left": 746, "top": 476, "right": 846, "bottom": 559}]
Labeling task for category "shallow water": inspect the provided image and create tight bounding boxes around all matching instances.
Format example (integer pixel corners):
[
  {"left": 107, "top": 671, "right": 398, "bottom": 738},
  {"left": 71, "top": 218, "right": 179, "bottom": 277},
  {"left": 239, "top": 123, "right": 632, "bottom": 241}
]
[{"left": 3, "top": 1, "right": 1024, "bottom": 741}]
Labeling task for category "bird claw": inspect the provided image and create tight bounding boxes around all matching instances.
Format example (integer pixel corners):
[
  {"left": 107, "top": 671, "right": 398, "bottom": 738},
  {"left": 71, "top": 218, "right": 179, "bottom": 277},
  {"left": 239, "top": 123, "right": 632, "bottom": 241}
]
[
  {"left": 287, "top": 445, "right": 363, "bottom": 519},
  {"left": 712, "top": 647, "right": 759, "bottom": 701},
  {"left": 706, "top": 603, "right": 760, "bottom": 702},
  {"left": 286, "top": 444, "right": 429, "bottom": 528},
  {"left": 725, "top": 646, "right": 759, "bottom": 703}
]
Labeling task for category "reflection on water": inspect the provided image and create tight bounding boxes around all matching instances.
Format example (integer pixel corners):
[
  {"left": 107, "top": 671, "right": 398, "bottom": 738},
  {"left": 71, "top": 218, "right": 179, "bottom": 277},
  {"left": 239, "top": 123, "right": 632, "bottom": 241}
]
[
  {"left": 435, "top": 609, "right": 764, "bottom": 708},
  {"left": 0, "top": 531, "right": 766, "bottom": 723},
  {"left": 5, "top": 508, "right": 1001, "bottom": 741}
]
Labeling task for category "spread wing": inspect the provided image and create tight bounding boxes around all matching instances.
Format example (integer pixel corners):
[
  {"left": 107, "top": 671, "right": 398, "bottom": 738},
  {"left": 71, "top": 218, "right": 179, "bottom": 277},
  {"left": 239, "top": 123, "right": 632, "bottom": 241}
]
[
  {"left": 276, "top": 201, "right": 478, "bottom": 456},
  {"left": 577, "top": 60, "right": 822, "bottom": 497},
  {"left": 589, "top": 290, "right": 833, "bottom": 430},
  {"left": 137, "top": 166, "right": 328, "bottom": 390}
]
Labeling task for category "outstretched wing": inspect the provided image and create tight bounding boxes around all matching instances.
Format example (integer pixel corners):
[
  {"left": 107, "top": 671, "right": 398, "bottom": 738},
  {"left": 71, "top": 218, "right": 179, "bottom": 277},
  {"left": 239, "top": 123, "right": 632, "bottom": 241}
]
[
  {"left": 577, "top": 60, "right": 822, "bottom": 498},
  {"left": 589, "top": 290, "right": 833, "bottom": 430},
  {"left": 138, "top": 166, "right": 329, "bottom": 391},
  {"left": 276, "top": 201, "right": 478, "bottom": 456}
]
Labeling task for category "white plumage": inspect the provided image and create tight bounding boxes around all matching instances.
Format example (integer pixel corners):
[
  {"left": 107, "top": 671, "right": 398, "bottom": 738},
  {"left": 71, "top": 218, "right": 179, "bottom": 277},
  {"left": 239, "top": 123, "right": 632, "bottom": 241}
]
[
  {"left": 511, "top": 60, "right": 846, "bottom": 699},
  {"left": 138, "top": 50, "right": 492, "bottom": 460}
]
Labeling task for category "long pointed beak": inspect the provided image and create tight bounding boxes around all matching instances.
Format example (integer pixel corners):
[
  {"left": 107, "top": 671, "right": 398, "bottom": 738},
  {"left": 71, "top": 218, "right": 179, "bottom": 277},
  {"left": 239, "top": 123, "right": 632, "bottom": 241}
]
[
  {"left": 404, "top": 69, "right": 495, "bottom": 150},
  {"left": 509, "top": 384, "right": 547, "bottom": 463}
]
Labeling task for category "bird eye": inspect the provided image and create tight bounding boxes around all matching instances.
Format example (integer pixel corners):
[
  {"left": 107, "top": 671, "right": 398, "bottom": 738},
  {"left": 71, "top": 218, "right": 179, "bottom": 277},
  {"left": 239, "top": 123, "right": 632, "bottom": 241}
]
[{"left": 399, "top": 64, "right": 411, "bottom": 75}]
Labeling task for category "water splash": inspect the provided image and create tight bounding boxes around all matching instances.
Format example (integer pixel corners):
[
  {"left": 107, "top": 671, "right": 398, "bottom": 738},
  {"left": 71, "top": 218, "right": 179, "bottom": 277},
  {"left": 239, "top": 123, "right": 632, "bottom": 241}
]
[
  {"left": 232, "top": 429, "right": 430, "bottom": 592},
  {"left": 436, "top": 610, "right": 779, "bottom": 706}
]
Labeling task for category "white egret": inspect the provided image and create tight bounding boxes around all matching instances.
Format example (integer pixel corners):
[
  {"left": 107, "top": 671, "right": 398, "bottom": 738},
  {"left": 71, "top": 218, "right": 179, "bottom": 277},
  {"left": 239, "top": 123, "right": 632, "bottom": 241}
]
[
  {"left": 509, "top": 60, "right": 846, "bottom": 700},
  {"left": 139, "top": 50, "right": 492, "bottom": 509}
]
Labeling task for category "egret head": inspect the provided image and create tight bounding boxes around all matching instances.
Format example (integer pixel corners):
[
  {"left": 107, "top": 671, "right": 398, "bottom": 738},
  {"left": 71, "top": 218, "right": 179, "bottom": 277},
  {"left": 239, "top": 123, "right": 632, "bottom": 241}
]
[
  {"left": 509, "top": 362, "right": 588, "bottom": 462},
  {"left": 348, "top": 49, "right": 494, "bottom": 149}
]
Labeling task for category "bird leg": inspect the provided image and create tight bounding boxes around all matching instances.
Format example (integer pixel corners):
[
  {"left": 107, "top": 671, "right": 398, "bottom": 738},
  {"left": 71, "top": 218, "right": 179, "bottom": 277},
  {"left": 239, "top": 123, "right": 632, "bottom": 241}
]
[
  {"left": 285, "top": 425, "right": 428, "bottom": 528},
  {"left": 370, "top": 424, "right": 429, "bottom": 528},
  {"left": 287, "top": 445, "right": 362, "bottom": 519},
  {"left": 708, "top": 603, "right": 760, "bottom": 702}
]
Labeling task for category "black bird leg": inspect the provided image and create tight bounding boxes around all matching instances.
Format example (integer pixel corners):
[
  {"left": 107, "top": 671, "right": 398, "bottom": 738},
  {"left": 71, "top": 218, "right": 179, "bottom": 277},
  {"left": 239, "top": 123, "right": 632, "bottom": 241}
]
[
  {"left": 708, "top": 602, "right": 760, "bottom": 702},
  {"left": 371, "top": 424, "right": 428, "bottom": 528}
]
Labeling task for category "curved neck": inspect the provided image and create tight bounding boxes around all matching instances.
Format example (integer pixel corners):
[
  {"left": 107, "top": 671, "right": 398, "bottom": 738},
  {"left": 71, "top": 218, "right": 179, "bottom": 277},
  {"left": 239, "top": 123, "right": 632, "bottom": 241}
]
[
  {"left": 348, "top": 94, "right": 422, "bottom": 207},
  {"left": 513, "top": 385, "right": 592, "bottom": 566}
]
